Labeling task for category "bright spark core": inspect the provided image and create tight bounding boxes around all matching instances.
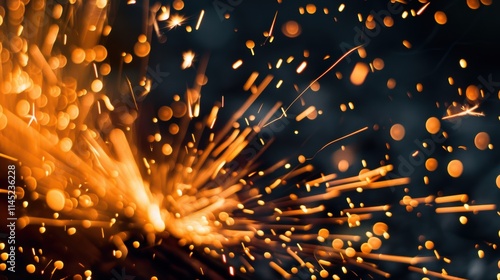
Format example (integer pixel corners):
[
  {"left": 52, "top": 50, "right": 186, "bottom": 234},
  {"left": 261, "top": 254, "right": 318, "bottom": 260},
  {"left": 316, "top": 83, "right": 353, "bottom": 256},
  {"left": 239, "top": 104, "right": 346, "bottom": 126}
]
[
  {"left": 167, "top": 14, "right": 186, "bottom": 29},
  {"left": 182, "top": 51, "right": 196, "bottom": 69}
]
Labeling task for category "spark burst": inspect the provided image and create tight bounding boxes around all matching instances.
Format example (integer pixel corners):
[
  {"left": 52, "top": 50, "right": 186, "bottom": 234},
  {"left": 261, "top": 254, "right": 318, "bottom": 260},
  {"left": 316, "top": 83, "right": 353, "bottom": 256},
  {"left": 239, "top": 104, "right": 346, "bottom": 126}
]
[{"left": 1, "top": 1, "right": 499, "bottom": 280}]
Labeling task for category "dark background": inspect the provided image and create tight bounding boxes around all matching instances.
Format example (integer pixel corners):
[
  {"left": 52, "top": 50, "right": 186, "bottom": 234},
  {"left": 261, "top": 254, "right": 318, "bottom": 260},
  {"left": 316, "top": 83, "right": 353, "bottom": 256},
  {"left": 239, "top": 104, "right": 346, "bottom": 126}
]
[
  {"left": 1, "top": 0, "right": 500, "bottom": 279},
  {"left": 107, "top": 1, "right": 500, "bottom": 279}
]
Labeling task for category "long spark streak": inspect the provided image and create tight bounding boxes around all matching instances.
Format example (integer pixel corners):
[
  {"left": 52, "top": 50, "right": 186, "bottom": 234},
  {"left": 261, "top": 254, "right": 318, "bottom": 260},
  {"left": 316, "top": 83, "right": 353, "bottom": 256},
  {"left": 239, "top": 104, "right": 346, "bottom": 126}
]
[
  {"left": 442, "top": 104, "right": 484, "bottom": 120},
  {"left": 262, "top": 11, "right": 279, "bottom": 45},
  {"left": 263, "top": 45, "right": 365, "bottom": 127},
  {"left": 408, "top": 266, "right": 467, "bottom": 280},
  {"left": 307, "top": 126, "right": 369, "bottom": 160},
  {"left": 435, "top": 204, "right": 497, "bottom": 213}
]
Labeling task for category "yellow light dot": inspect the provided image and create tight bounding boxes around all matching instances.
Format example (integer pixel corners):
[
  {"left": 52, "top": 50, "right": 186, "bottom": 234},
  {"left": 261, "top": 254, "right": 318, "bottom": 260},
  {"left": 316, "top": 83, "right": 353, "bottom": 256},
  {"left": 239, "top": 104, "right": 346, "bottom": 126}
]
[
  {"left": 318, "top": 228, "right": 329, "bottom": 238},
  {"left": 100, "top": 63, "right": 111, "bottom": 76},
  {"left": 52, "top": 4, "right": 63, "bottom": 19},
  {"left": 134, "top": 36, "right": 151, "bottom": 57},
  {"left": 26, "top": 264, "right": 36, "bottom": 273},
  {"left": 67, "top": 104, "right": 79, "bottom": 120},
  {"left": 171, "top": 101, "right": 187, "bottom": 118},
  {"left": 387, "top": 78, "right": 397, "bottom": 89},
  {"left": 338, "top": 160, "right": 349, "bottom": 172},
  {"left": 496, "top": 175, "right": 500, "bottom": 189},
  {"left": 54, "top": 260, "right": 64, "bottom": 270},
  {"left": 350, "top": 62, "right": 369, "bottom": 86},
  {"left": 320, "top": 270, "right": 329, "bottom": 278},
  {"left": 373, "top": 222, "right": 388, "bottom": 235},
  {"left": 245, "top": 40, "right": 255, "bottom": 49},
  {"left": 402, "top": 40, "right": 412, "bottom": 49},
  {"left": 467, "top": 0, "right": 480, "bottom": 9},
  {"left": 459, "top": 216, "right": 468, "bottom": 224},
  {"left": 59, "top": 138, "right": 73, "bottom": 152},
  {"left": 282, "top": 21, "right": 301, "bottom": 38},
  {"left": 93, "top": 45, "right": 108, "bottom": 62},
  {"left": 91, "top": 79, "right": 103, "bottom": 92},
  {"left": 158, "top": 106, "right": 173, "bottom": 121},
  {"left": 425, "top": 158, "right": 438, "bottom": 172},
  {"left": 332, "top": 239, "right": 344, "bottom": 249},
  {"left": 67, "top": 227, "right": 76, "bottom": 235},
  {"left": 390, "top": 124, "right": 405, "bottom": 141},
  {"left": 478, "top": 250, "right": 484, "bottom": 258},
  {"left": 310, "top": 81, "right": 320, "bottom": 91},
  {"left": 425, "top": 240, "right": 434, "bottom": 250},
  {"left": 29, "top": 84, "right": 42, "bottom": 102},
  {"left": 169, "top": 124, "right": 180, "bottom": 135},
  {"left": 383, "top": 16, "right": 394, "bottom": 27},
  {"left": 46, "top": 189, "right": 66, "bottom": 211},
  {"left": 357, "top": 47, "right": 367, "bottom": 58},
  {"left": 48, "top": 57, "right": 60, "bottom": 70},
  {"left": 306, "top": 4, "right": 317, "bottom": 14},
  {"left": 360, "top": 243, "right": 372, "bottom": 254},
  {"left": 96, "top": 0, "right": 107, "bottom": 9},
  {"left": 173, "top": 0, "right": 184, "bottom": 10},
  {"left": 447, "top": 159, "right": 463, "bottom": 178},
  {"left": 16, "top": 99, "right": 30, "bottom": 117},
  {"left": 293, "top": 156, "right": 304, "bottom": 165},
  {"left": 459, "top": 58, "right": 467, "bottom": 68},
  {"left": 466, "top": 85, "right": 480, "bottom": 101},
  {"left": 365, "top": 18, "right": 376, "bottom": 30},
  {"left": 82, "top": 220, "right": 92, "bottom": 228},
  {"left": 434, "top": 11, "right": 447, "bottom": 25},
  {"left": 373, "top": 58, "right": 384, "bottom": 70},
  {"left": 425, "top": 117, "right": 441, "bottom": 134},
  {"left": 84, "top": 48, "right": 96, "bottom": 62},
  {"left": 123, "top": 53, "right": 133, "bottom": 63},
  {"left": 368, "top": 237, "right": 382, "bottom": 250},
  {"left": 474, "top": 132, "right": 490, "bottom": 150},
  {"left": 71, "top": 48, "right": 86, "bottom": 64},
  {"left": 345, "top": 247, "right": 356, "bottom": 258},
  {"left": 162, "top": 144, "right": 173, "bottom": 156}
]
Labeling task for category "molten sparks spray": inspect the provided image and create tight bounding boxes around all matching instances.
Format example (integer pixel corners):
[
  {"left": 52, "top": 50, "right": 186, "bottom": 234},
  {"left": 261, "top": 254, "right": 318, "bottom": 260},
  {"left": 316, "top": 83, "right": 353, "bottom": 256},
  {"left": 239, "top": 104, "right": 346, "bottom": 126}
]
[{"left": 0, "top": 1, "right": 498, "bottom": 279}]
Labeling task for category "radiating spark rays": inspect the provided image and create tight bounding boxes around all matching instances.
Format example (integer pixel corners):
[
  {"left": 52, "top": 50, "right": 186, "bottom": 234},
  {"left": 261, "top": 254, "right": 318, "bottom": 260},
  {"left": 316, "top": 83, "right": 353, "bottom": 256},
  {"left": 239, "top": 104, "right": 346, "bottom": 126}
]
[
  {"left": 167, "top": 14, "right": 186, "bottom": 30},
  {"left": 25, "top": 103, "right": 38, "bottom": 127},
  {"left": 442, "top": 104, "right": 484, "bottom": 120},
  {"left": 0, "top": 1, "right": 494, "bottom": 280}
]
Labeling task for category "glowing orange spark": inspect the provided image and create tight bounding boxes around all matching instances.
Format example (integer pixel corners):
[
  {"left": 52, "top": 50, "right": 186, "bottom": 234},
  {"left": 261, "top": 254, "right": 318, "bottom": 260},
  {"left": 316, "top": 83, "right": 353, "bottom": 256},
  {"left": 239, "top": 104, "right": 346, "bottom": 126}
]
[{"left": 264, "top": 44, "right": 364, "bottom": 127}]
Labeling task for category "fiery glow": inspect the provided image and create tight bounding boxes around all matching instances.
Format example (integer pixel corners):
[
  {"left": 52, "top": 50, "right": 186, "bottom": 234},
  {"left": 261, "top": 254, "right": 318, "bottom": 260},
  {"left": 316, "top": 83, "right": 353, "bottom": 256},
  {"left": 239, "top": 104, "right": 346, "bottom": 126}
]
[
  {"left": 167, "top": 14, "right": 186, "bottom": 29},
  {"left": 0, "top": 1, "right": 498, "bottom": 280},
  {"left": 182, "top": 50, "right": 196, "bottom": 69}
]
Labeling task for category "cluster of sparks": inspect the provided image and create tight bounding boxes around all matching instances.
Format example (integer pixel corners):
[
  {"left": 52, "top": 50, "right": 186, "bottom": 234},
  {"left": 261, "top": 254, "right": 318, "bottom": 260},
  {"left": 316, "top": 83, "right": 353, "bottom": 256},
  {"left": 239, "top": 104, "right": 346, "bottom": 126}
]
[{"left": 0, "top": 0, "right": 498, "bottom": 280}]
